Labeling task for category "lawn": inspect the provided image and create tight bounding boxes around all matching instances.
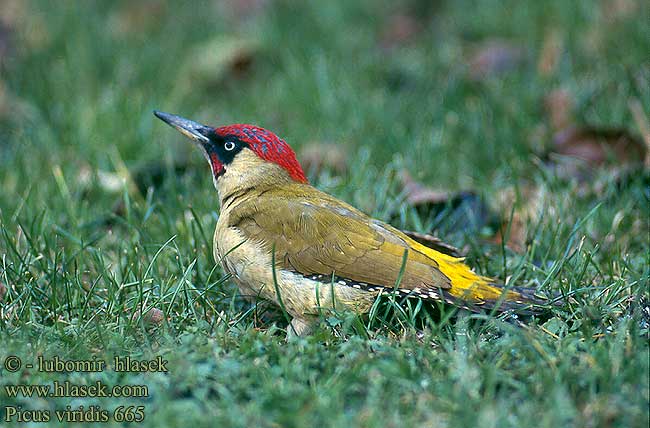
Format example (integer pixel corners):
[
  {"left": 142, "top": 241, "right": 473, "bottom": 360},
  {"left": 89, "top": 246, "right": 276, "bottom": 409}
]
[{"left": 0, "top": 1, "right": 648, "bottom": 427}]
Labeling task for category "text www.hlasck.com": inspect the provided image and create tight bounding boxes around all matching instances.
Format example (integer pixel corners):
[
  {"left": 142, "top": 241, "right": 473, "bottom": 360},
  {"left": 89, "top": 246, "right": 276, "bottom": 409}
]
[{"left": 4, "top": 381, "right": 148, "bottom": 398}]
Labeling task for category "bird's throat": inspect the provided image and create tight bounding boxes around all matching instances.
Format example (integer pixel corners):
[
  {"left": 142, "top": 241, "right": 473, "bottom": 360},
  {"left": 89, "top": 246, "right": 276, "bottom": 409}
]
[{"left": 214, "top": 150, "right": 296, "bottom": 210}]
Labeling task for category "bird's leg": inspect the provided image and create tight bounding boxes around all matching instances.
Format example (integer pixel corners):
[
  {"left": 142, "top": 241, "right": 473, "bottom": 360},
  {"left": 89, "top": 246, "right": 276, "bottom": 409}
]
[{"left": 286, "top": 318, "right": 314, "bottom": 339}]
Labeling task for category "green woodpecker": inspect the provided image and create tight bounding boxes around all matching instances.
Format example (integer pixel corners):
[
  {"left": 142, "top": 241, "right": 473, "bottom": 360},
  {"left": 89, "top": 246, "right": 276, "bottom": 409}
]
[{"left": 154, "top": 111, "right": 548, "bottom": 335}]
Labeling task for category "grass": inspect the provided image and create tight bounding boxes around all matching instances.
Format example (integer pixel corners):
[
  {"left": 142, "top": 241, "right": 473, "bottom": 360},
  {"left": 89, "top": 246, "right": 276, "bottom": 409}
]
[{"left": 1, "top": 0, "right": 648, "bottom": 427}]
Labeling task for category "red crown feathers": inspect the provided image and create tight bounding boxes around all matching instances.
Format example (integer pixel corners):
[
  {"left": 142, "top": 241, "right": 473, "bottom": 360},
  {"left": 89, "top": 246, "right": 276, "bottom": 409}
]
[{"left": 216, "top": 124, "right": 308, "bottom": 183}]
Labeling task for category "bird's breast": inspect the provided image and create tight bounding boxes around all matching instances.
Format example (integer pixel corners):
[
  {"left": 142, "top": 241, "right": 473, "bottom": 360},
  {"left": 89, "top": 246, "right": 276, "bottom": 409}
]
[
  {"left": 213, "top": 223, "right": 265, "bottom": 296},
  {"left": 212, "top": 223, "right": 375, "bottom": 317}
]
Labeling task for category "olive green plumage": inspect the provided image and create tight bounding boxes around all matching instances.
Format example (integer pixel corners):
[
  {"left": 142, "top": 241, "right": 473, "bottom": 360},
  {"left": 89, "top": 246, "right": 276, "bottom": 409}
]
[
  {"left": 154, "top": 111, "right": 553, "bottom": 335},
  {"left": 227, "top": 183, "right": 452, "bottom": 292}
]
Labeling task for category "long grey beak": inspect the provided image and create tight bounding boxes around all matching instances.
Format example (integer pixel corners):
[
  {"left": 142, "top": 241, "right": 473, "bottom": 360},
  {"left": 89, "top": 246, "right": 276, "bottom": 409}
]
[{"left": 154, "top": 110, "right": 212, "bottom": 143}]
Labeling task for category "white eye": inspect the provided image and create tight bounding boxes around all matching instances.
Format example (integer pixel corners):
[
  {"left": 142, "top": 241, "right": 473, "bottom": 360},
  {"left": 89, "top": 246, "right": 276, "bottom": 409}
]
[{"left": 224, "top": 141, "right": 236, "bottom": 151}]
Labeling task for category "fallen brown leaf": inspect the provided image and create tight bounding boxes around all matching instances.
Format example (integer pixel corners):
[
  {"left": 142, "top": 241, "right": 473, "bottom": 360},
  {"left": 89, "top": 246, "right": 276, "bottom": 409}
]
[
  {"left": 492, "top": 219, "right": 527, "bottom": 253},
  {"left": 180, "top": 36, "right": 259, "bottom": 88},
  {"left": 0, "top": 282, "right": 6, "bottom": 302},
  {"left": 552, "top": 126, "right": 645, "bottom": 166},
  {"left": 299, "top": 142, "right": 348, "bottom": 175},
  {"left": 541, "top": 88, "right": 646, "bottom": 188},
  {"left": 131, "top": 307, "right": 164, "bottom": 326},
  {"left": 399, "top": 170, "right": 452, "bottom": 206},
  {"left": 379, "top": 14, "right": 422, "bottom": 50},
  {"left": 468, "top": 40, "right": 524, "bottom": 80},
  {"left": 397, "top": 170, "right": 491, "bottom": 235},
  {"left": 490, "top": 184, "right": 544, "bottom": 253}
]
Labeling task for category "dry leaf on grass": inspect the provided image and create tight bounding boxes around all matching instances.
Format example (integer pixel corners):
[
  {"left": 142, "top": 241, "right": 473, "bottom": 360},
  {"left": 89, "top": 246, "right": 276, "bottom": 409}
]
[
  {"left": 379, "top": 14, "right": 422, "bottom": 50},
  {"left": 490, "top": 184, "right": 544, "bottom": 253},
  {"left": 542, "top": 88, "right": 646, "bottom": 185},
  {"left": 299, "top": 142, "right": 348, "bottom": 175},
  {"left": 131, "top": 307, "right": 164, "bottom": 326},
  {"left": 552, "top": 127, "right": 645, "bottom": 166},
  {"left": 399, "top": 170, "right": 453, "bottom": 206},
  {"left": 398, "top": 170, "right": 491, "bottom": 235},
  {"left": 468, "top": 40, "right": 524, "bottom": 80},
  {"left": 0, "top": 282, "right": 6, "bottom": 302},
  {"left": 180, "top": 36, "right": 259, "bottom": 88}
]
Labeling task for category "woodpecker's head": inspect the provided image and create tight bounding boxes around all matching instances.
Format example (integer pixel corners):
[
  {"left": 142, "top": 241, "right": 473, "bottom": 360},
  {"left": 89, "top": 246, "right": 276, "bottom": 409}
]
[{"left": 154, "top": 111, "right": 307, "bottom": 197}]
